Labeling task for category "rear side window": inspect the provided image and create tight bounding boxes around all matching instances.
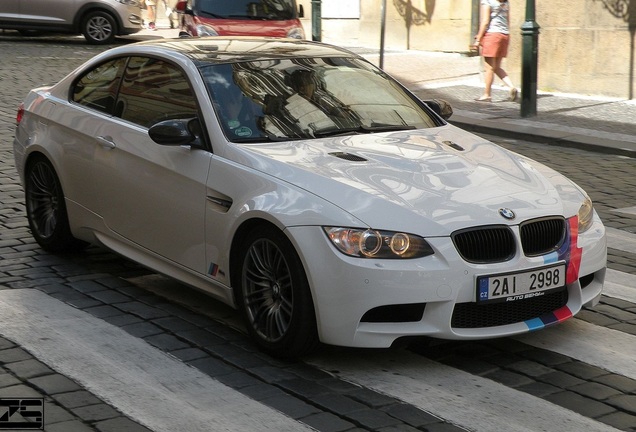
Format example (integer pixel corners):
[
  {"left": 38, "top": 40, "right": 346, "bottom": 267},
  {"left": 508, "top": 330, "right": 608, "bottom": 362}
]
[
  {"left": 72, "top": 58, "right": 126, "bottom": 115},
  {"left": 116, "top": 57, "right": 199, "bottom": 128}
]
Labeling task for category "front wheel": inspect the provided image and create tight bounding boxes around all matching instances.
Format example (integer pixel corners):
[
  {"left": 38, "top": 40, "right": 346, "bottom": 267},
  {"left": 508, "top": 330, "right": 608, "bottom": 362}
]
[
  {"left": 82, "top": 11, "right": 117, "bottom": 44},
  {"left": 235, "top": 225, "right": 318, "bottom": 358},
  {"left": 25, "top": 157, "right": 87, "bottom": 253}
]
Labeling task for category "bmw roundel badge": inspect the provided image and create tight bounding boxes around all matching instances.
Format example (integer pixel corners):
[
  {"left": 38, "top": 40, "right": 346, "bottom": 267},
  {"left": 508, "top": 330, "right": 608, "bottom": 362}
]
[{"left": 499, "top": 208, "right": 516, "bottom": 220}]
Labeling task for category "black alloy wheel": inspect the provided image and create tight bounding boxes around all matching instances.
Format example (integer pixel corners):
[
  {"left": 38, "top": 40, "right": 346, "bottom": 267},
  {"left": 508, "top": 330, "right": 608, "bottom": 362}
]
[
  {"left": 25, "top": 157, "right": 86, "bottom": 253},
  {"left": 236, "top": 225, "right": 318, "bottom": 358}
]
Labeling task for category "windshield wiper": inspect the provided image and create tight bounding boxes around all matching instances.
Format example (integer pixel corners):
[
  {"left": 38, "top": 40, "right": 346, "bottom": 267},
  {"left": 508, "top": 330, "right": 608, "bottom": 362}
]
[
  {"left": 313, "top": 124, "right": 416, "bottom": 138},
  {"left": 232, "top": 134, "right": 304, "bottom": 143},
  {"left": 200, "top": 11, "right": 226, "bottom": 18},
  {"left": 227, "top": 14, "right": 265, "bottom": 20},
  {"left": 313, "top": 127, "right": 365, "bottom": 138},
  {"left": 365, "top": 124, "right": 416, "bottom": 132}
]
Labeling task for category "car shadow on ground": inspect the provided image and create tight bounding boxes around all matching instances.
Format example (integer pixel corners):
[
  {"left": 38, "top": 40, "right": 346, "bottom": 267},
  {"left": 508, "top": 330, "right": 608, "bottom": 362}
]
[{"left": 0, "top": 29, "right": 152, "bottom": 46}]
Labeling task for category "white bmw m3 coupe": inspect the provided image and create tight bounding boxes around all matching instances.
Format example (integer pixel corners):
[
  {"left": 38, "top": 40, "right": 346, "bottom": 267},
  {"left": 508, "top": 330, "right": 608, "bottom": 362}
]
[{"left": 14, "top": 37, "right": 607, "bottom": 358}]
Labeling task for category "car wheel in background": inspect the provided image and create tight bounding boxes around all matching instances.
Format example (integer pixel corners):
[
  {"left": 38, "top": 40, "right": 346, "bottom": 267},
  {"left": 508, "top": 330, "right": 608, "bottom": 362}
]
[
  {"left": 25, "top": 157, "right": 87, "bottom": 253},
  {"left": 235, "top": 225, "right": 319, "bottom": 358},
  {"left": 81, "top": 11, "right": 117, "bottom": 44}
]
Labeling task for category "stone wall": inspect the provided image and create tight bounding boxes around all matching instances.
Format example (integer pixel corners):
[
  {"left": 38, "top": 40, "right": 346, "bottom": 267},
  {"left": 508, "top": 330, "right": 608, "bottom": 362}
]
[
  {"left": 298, "top": 0, "right": 636, "bottom": 99},
  {"left": 520, "top": 0, "right": 635, "bottom": 98}
]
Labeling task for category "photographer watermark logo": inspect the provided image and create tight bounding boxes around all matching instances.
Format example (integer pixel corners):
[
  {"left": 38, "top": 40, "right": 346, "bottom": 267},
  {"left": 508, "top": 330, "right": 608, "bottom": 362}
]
[{"left": 0, "top": 398, "right": 43, "bottom": 430}]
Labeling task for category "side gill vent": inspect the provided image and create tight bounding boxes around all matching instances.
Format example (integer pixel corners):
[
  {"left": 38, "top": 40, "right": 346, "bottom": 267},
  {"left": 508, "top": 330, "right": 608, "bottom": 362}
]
[{"left": 329, "top": 152, "right": 368, "bottom": 162}]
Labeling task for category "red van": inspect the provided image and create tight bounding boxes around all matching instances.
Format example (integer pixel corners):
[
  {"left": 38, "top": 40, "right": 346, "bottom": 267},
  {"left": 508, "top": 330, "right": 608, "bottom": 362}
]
[{"left": 175, "top": 0, "right": 305, "bottom": 39}]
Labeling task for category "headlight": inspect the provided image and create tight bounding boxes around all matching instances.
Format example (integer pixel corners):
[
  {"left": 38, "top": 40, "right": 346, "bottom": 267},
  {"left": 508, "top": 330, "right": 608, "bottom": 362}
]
[
  {"left": 578, "top": 196, "right": 594, "bottom": 233},
  {"left": 286, "top": 27, "right": 305, "bottom": 39},
  {"left": 196, "top": 24, "right": 219, "bottom": 37},
  {"left": 323, "top": 227, "right": 434, "bottom": 259}
]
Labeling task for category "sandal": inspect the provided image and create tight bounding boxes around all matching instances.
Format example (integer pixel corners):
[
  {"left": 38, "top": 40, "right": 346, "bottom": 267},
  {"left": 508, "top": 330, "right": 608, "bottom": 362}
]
[{"left": 509, "top": 87, "right": 518, "bottom": 102}]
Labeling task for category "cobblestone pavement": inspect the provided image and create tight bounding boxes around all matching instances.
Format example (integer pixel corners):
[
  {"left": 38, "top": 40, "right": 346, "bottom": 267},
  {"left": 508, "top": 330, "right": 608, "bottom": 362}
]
[{"left": 0, "top": 32, "right": 635, "bottom": 431}]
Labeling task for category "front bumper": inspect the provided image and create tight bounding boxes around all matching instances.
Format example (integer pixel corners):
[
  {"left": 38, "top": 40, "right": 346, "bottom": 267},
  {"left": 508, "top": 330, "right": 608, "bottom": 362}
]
[
  {"left": 120, "top": 13, "right": 143, "bottom": 34},
  {"left": 288, "top": 213, "right": 606, "bottom": 348}
]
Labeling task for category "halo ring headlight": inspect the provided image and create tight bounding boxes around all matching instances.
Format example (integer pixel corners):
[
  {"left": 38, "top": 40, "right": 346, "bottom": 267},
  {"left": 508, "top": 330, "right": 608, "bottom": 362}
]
[
  {"left": 360, "top": 230, "right": 382, "bottom": 257},
  {"left": 578, "top": 196, "right": 594, "bottom": 233},
  {"left": 390, "top": 233, "right": 411, "bottom": 255},
  {"left": 323, "top": 227, "right": 434, "bottom": 259}
]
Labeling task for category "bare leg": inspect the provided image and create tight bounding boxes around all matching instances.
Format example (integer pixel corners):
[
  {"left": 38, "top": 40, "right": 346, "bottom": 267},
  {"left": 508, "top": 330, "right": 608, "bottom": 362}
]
[
  {"left": 480, "top": 56, "right": 517, "bottom": 101},
  {"left": 146, "top": 5, "right": 156, "bottom": 29},
  {"left": 496, "top": 66, "right": 518, "bottom": 101},
  {"left": 476, "top": 56, "right": 498, "bottom": 101}
]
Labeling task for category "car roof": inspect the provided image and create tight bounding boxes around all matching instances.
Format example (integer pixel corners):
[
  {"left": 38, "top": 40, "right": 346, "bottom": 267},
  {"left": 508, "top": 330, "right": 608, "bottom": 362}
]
[{"left": 132, "top": 37, "right": 361, "bottom": 64}]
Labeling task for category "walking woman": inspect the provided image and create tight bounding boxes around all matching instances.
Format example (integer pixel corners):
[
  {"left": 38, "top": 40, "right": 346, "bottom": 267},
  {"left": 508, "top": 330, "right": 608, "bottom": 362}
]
[{"left": 473, "top": 0, "right": 518, "bottom": 102}]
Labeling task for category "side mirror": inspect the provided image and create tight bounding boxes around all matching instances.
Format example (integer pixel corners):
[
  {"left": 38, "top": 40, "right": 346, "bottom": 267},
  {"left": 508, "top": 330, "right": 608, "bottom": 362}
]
[
  {"left": 423, "top": 98, "right": 453, "bottom": 120},
  {"left": 148, "top": 118, "right": 202, "bottom": 147}
]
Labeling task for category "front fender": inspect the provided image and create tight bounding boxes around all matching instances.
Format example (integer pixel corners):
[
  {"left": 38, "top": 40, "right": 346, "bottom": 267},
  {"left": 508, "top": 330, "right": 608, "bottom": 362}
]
[{"left": 203, "top": 154, "right": 364, "bottom": 288}]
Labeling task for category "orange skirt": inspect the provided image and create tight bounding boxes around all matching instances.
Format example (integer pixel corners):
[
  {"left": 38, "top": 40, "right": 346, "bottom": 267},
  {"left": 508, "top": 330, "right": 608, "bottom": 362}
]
[{"left": 481, "top": 32, "right": 509, "bottom": 58}]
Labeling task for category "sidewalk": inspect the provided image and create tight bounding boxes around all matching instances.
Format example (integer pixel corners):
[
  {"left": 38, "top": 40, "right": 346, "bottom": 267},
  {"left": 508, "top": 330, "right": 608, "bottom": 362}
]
[
  {"left": 357, "top": 49, "right": 636, "bottom": 159},
  {"left": 132, "top": 24, "right": 636, "bottom": 158}
]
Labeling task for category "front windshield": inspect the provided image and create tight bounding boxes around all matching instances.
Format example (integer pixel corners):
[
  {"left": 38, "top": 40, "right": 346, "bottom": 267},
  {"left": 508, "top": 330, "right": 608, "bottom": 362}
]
[
  {"left": 196, "top": 0, "right": 296, "bottom": 20},
  {"left": 199, "top": 57, "right": 439, "bottom": 143}
]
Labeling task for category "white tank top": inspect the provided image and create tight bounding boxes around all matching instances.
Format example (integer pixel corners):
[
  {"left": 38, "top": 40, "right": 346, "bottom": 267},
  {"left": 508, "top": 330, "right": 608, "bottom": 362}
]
[{"left": 482, "top": 0, "right": 509, "bottom": 35}]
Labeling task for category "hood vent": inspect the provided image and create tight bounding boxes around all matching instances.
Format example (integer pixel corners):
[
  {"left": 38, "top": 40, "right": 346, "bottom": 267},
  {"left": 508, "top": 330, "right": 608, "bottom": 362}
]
[
  {"left": 443, "top": 140, "right": 465, "bottom": 151},
  {"left": 329, "top": 152, "right": 367, "bottom": 162}
]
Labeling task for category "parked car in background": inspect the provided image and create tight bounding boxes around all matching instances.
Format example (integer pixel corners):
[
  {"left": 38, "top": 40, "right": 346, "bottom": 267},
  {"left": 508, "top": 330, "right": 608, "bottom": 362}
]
[
  {"left": 175, "top": 0, "right": 305, "bottom": 38},
  {"left": 13, "top": 38, "right": 607, "bottom": 358},
  {"left": 0, "top": 0, "right": 143, "bottom": 44}
]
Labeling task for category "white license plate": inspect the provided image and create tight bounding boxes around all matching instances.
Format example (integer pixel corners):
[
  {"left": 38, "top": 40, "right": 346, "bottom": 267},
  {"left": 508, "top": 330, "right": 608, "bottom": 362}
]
[{"left": 477, "top": 263, "right": 566, "bottom": 304}]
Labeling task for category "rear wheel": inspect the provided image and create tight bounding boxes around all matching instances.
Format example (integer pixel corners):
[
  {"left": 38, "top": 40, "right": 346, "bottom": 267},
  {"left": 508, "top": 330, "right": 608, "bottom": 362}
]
[
  {"left": 82, "top": 11, "right": 117, "bottom": 44},
  {"left": 235, "top": 225, "right": 319, "bottom": 358},
  {"left": 25, "top": 157, "right": 87, "bottom": 253}
]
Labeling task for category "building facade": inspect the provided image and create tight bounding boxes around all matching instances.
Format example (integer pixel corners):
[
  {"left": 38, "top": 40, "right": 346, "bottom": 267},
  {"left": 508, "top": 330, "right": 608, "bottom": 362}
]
[{"left": 298, "top": 0, "right": 636, "bottom": 99}]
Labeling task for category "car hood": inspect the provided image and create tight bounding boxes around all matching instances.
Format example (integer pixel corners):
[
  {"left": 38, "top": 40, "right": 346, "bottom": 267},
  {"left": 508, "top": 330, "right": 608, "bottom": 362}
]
[{"left": 230, "top": 126, "right": 586, "bottom": 236}]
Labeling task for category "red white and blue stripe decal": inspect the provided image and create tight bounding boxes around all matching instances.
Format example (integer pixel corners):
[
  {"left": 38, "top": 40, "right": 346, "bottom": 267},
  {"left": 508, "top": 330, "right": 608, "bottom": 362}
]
[
  {"left": 525, "top": 305, "right": 573, "bottom": 331},
  {"left": 524, "top": 216, "right": 582, "bottom": 331}
]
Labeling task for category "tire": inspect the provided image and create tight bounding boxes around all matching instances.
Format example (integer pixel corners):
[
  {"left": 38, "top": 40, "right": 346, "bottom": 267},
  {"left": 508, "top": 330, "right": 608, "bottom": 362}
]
[
  {"left": 235, "top": 225, "right": 319, "bottom": 358},
  {"left": 81, "top": 11, "right": 117, "bottom": 44},
  {"left": 25, "top": 157, "right": 87, "bottom": 253}
]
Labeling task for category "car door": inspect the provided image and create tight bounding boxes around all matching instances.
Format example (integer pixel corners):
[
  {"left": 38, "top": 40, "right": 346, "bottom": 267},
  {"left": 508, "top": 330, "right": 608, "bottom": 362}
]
[
  {"left": 70, "top": 55, "right": 211, "bottom": 273},
  {"left": 19, "top": 0, "right": 75, "bottom": 25},
  {"left": 105, "top": 56, "right": 212, "bottom": 272},
  {"left": 0, "top": 0, "right": 20, "bottom": 21}
]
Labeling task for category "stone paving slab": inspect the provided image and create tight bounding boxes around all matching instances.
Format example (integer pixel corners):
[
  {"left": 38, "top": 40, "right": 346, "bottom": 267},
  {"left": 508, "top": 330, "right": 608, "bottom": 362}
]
[{"left": 0, "top": 335, "right": 151, "bottom": 432}]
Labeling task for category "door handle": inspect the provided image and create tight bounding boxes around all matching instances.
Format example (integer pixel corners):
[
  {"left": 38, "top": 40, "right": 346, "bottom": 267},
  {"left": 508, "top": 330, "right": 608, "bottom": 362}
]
[{"left": 96, "top": 135, "right": 116, "bottom": 149}]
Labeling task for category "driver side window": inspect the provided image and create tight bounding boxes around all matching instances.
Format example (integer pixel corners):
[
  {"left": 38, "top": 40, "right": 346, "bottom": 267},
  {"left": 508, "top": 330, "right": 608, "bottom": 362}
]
[{"left": 116, "top": 56, "right": 199, "bottom": 128}]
